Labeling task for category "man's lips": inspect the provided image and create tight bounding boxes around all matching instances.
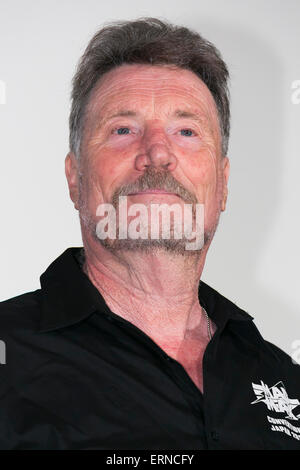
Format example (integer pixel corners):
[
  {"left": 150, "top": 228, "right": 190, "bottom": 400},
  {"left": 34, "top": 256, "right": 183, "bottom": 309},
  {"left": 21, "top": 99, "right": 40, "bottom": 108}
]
[{"left": 128, "top": 189, "right": 179, "bottom": 196}]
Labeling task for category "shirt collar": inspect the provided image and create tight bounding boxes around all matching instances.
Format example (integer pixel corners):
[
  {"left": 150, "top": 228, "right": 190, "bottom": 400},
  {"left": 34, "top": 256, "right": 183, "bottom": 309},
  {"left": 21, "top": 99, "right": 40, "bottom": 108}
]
[
  {"left": 198, "top": 279, "right": 254, "bottom": 329},
  {"left": 38, "top": 247, "right": 102, "bottom": 332},
  {"left": 38, "top": 247, "right": 253, "bottom": 333}
]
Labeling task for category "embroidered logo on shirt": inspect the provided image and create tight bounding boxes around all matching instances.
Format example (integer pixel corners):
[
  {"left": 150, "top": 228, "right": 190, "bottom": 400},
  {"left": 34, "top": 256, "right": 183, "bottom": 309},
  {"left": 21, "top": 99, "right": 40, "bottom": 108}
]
[
  {"left": 251, "top": 380, "right": 300, "bottom": 420},
  {"left": 251, "top": 380, "right": 300, "bottom": 442}
]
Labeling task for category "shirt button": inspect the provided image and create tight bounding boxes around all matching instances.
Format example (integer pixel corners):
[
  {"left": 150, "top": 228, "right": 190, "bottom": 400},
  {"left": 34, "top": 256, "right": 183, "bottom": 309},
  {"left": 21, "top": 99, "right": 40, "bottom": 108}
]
[{"left": 211, "top": 430, "right": 219, "bottom": 441}]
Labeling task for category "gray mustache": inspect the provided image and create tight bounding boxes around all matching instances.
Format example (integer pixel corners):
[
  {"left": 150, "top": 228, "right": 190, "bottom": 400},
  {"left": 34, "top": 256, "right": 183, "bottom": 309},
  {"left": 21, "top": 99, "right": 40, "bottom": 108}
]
[{"left": 112, "top": 168, "right": 197, "bottom": 206}]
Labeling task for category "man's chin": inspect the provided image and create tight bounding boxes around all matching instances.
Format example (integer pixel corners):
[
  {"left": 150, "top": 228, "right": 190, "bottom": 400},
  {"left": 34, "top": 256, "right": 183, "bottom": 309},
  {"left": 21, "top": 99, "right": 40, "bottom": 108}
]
[{"left": 94, "top": 236, "right": 207, "bottom": 256}]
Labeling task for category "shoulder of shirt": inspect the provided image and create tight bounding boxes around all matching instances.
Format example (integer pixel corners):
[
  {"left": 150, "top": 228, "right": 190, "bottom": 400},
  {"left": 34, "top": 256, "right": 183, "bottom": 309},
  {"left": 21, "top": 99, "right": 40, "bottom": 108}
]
[
  {"left": 0, "top": 289, "right": 41, "bottom": 332},
  {"left": 263, "top": 338, "right": 300, "bottom": 368},
  {"left": 201, "top": 281, "right": 300, "bottom": 374}
]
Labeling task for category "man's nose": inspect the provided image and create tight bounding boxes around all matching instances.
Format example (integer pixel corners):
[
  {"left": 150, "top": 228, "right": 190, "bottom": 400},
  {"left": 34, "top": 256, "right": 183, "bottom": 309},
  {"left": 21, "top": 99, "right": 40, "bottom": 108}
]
[{"left": 134, "top": 127, "right": 178, "bottom": 172}]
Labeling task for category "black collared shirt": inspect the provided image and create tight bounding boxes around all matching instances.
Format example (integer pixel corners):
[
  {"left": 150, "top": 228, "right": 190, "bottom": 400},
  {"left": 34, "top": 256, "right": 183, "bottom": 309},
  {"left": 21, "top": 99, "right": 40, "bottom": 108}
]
[{"left": 0, "top": 247, "right": 300, "bottom": 450}]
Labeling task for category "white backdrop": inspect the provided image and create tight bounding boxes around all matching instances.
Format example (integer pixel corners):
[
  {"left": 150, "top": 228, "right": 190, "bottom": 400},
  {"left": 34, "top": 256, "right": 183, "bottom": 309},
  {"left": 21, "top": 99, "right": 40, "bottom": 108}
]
[{"left": 0, "top": 0, "right": 299, "bottom": 358}]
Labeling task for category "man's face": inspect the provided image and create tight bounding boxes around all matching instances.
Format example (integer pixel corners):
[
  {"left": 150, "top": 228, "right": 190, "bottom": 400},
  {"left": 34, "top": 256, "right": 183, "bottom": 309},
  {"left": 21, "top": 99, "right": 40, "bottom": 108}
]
[{"left": 65, "top": 64, "right": 230, "bottom": 253}]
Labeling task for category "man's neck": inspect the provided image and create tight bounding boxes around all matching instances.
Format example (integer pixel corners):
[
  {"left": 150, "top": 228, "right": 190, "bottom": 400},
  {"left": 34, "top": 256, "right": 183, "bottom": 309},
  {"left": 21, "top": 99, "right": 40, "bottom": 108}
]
[{"left": 81, "top": 235, "right": 213, "bottom": 359}]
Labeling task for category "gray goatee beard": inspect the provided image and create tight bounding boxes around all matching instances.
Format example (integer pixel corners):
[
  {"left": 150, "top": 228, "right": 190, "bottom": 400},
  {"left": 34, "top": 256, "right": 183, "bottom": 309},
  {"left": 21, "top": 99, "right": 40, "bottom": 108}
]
[{"left": 79, "top": 167, "right": 221, "bottom": 256}]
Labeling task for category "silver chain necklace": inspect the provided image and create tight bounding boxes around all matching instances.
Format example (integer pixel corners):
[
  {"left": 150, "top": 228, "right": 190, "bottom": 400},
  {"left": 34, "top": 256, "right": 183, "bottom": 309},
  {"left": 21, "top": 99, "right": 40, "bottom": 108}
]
[{"left": 202, "top": 306, "right": 212, "bottom": 341}]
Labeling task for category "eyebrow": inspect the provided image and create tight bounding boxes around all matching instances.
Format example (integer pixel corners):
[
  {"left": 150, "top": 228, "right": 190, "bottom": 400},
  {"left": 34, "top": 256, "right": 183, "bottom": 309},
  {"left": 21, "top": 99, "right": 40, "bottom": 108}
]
[
  {"left": 172, "top": 109, "right": 204, "bottom": 122},
  {"left": 94, "top": 110, "right": 136, "bottom": 131},
  {"left": 105, "top": 110, "right": 137, "bottom": 120}
]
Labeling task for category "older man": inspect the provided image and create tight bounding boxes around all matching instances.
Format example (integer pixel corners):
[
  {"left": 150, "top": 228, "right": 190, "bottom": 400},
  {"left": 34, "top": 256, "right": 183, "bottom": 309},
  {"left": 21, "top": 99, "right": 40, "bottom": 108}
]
[{"left": 0, "top": 18, "right": 299, "bottom": 450}]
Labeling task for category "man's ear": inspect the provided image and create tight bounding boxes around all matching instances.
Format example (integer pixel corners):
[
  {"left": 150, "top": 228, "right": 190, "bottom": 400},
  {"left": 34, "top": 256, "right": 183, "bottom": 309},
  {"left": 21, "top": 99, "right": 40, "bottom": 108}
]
[
  {"left": 65, "top": 152, "right": 80, "bottom": 210},
  {"left": 221, "top": 156, "right": 230, "bottom": 212}
]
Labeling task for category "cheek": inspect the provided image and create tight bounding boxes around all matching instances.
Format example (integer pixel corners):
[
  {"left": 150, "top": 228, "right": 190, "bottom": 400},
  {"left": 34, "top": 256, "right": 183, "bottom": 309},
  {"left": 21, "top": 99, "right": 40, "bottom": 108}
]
[
  {"left": 184, "top": 148, "right": 218, "bottom": 188},
  {"left": 85, "top": 147, "right": 133, "bottom": 201}
]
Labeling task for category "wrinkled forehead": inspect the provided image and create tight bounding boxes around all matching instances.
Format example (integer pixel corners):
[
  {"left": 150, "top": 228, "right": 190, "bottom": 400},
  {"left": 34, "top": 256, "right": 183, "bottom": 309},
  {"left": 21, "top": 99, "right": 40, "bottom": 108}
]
[{"left": 85, "top": 64, "right": 221, "bottom": 137}]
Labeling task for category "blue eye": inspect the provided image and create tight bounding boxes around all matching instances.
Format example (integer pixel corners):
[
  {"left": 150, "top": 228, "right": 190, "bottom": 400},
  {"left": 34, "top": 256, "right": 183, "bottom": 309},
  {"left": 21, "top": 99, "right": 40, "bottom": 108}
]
[
  {"left": 116, "top": 127, "right": 130, "bottom": 135},
  {"left": 180, "top": 129, "right": 194, "bottom": 137}
]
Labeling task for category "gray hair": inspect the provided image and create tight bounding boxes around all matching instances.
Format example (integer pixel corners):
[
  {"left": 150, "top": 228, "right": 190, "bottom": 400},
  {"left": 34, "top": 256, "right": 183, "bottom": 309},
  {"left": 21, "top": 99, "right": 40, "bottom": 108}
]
[{"left": 69, "top": 17, "right": 230, "bottom": 159}]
